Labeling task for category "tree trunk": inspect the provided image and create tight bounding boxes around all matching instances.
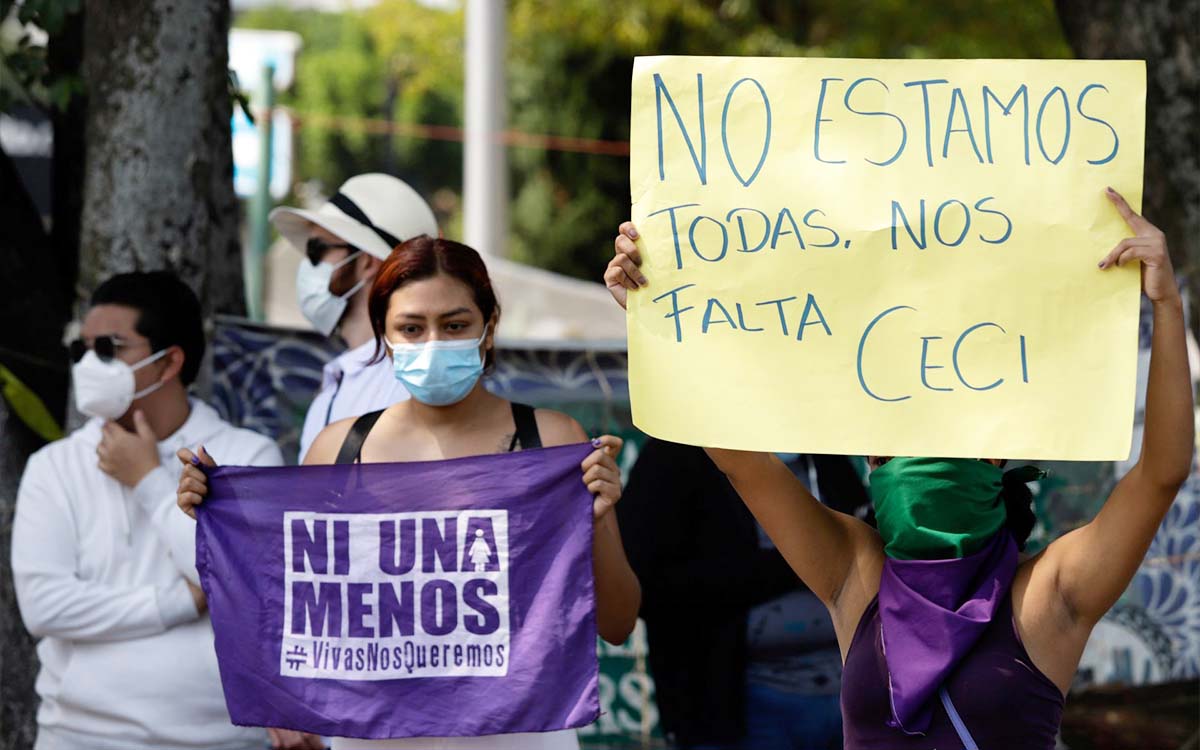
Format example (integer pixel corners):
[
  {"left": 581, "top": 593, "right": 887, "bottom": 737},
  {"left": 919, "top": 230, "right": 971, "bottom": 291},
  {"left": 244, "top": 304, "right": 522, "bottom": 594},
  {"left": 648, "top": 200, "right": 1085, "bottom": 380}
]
[
  {"left": 1, "top": 4, "right": 241, "bottom": 746},
  {"left": 50, "top": 10, "right": 87, "bottom": 321},
  {"left": 1055, "top": 0, "right": 1200, "bottom": 332},
  {"left": 0, "top": 400, "right": 42, "bottom": 750},
  {"left": 78, "top": 0, "right": 244, "bottom": 317},
  {"left": 0, "top": 9, "right": 87, "bottom": 745}
]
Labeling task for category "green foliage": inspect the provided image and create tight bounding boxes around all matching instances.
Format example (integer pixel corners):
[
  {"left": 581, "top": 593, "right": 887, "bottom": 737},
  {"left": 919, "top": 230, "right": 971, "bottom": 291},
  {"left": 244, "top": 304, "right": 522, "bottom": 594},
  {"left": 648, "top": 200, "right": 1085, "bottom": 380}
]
[
  {"left": 236, "top": 1, "right": 463, "bottom": 215},
  {"left": 0, "top": 0, "right": 81, "bottom": 111},
  {"left": 505, "top": 0, "right": 804, "bottom": 276},
  {"left": 6, "top": 0, "right": 80, "bottom": 33},
  {"left": 505, "top": 0, "right": 1069, "bottom": 277},
  {"left": 799, "top": 0, "right": 1072, "bottom": 58},
  {"left": 0, "top": 363, "right": 63, "bottom": 442},
  {"left": 236, "top": 0, "right": 1070, "bottom": 280}
]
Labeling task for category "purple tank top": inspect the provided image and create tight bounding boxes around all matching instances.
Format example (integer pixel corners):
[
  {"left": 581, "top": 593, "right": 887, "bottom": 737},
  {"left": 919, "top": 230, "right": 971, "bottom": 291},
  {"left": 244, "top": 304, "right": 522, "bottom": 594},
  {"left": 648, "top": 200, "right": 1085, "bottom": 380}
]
[{"left": 841, "top": 594, "right": 1064, "bottom": 749}]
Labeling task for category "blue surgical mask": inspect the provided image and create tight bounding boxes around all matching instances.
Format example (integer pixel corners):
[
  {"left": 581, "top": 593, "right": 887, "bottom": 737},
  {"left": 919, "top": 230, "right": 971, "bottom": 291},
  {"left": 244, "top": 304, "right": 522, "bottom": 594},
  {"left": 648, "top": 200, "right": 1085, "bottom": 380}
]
[{"left": 388, "top": 326, "right": 488, "bottom": 406}]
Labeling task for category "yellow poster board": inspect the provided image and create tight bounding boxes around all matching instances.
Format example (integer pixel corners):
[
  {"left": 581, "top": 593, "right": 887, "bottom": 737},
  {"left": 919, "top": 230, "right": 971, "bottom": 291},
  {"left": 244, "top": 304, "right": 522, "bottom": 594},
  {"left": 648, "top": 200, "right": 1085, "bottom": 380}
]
[{"left": 628, "top": 56, "right": 1145, "bottom": 460}]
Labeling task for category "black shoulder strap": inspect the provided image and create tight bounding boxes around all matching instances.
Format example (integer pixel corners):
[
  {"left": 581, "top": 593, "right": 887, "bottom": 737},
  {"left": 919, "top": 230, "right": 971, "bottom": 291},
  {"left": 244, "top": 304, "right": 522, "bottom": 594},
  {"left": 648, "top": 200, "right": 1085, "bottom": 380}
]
[
  {"left": 509, "top": 402, "right": 542, "bottom": 451},
  {"left": 334, "top": 409, "right": 386, "bottom": 465}
]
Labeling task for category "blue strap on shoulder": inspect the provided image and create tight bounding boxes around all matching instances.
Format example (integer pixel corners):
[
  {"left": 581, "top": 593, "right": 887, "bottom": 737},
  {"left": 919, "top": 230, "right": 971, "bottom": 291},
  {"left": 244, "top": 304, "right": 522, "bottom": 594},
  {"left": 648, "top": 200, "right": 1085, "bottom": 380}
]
[{"left": 939, "top": 686, "right": 980, "bottom": 750}]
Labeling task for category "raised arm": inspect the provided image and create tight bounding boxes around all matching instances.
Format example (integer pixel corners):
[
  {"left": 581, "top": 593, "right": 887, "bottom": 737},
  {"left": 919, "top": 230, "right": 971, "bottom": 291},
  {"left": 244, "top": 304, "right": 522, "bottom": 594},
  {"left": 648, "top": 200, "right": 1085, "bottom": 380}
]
[
  {"left": 1049, "top": 188, "right": 1194, "bottom": 625},
  {"left": 704, "top": 448, "right": 879, "bottom": 615},
  {"left": 604, "top": 224, "right": 881, "bottom": 622}
]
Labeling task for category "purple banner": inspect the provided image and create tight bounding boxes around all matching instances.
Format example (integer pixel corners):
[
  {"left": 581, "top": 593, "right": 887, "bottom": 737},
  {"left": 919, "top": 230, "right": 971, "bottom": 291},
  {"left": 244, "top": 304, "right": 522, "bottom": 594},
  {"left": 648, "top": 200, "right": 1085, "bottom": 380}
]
[{"left": 196, "top": 443, "right": 598, "bottom": 739}]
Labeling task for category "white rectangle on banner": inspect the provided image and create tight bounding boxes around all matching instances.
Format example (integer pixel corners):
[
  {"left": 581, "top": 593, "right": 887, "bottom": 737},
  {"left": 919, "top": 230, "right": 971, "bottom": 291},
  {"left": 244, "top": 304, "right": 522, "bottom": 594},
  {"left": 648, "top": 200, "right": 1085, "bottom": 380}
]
[{"left": 280, "top": 510, "right": 510, "bottom": 681}]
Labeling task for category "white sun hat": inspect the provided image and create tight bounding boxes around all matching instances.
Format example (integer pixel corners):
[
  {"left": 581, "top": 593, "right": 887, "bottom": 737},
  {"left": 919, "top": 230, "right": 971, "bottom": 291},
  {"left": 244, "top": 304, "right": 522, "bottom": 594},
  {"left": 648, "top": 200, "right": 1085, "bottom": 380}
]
[{"left": 269, "top": 173, "right": 438, "bottom": 261}]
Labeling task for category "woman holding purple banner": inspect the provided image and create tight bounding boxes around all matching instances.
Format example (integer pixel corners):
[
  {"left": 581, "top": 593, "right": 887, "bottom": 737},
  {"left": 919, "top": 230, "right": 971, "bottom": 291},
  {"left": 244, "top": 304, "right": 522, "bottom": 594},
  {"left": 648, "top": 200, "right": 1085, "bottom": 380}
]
[
  {"left": 603, "top": 187, "right": 1193, "bottom": 749},
  {"left": 179, "top": 236, "right": 640, "bottom": 750}
]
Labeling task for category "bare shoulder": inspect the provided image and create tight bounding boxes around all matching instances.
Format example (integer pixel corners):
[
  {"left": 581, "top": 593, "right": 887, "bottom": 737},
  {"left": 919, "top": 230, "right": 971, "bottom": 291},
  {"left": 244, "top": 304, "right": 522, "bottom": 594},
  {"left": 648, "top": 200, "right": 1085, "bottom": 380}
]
[
  {"left": 305, "top": 416, "right": 358, "bottom": 465},
  {"left": 532, "top": 408, "right": 588, "bottom": 448}
]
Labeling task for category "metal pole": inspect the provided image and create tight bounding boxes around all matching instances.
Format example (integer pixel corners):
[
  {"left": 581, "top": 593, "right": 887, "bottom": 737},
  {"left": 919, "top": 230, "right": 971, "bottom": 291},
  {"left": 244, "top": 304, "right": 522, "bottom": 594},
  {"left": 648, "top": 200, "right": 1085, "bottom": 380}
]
[
  {"left": 463, "top": 0, "right": 507, "bottom": 256},
  {"left": 246, "top": 63, "right": 276, "bottom": 321}
]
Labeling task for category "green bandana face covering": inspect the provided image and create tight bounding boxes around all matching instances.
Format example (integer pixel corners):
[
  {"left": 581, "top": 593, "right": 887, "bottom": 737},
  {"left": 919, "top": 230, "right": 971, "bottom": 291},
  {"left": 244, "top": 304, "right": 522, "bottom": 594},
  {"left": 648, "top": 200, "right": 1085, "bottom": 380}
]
[{"left": 869, "top": 457, "right": 1006, "bottom": 560}]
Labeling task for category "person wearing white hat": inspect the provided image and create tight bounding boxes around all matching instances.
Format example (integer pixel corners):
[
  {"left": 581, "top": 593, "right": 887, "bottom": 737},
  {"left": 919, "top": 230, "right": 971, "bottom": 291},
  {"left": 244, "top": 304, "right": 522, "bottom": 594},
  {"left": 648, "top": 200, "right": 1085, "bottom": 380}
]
[{"left": 270, "top": 173, "right": 438, "bottom": 462}]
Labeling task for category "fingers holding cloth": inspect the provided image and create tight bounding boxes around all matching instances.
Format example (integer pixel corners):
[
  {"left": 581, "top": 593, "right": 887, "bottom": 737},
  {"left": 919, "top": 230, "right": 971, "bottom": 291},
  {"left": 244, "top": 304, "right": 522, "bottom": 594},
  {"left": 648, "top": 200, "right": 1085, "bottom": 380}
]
[
  {"left": 175, "top": 445, "right": 217, "bottom": 520},
  {"left": 582, "top": 435, "right": 625, "bottom": 521}
]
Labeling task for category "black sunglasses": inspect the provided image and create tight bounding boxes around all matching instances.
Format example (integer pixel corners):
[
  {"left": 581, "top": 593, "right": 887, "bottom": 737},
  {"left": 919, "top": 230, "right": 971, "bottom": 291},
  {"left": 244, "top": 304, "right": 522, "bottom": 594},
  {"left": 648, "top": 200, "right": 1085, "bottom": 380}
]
[
  {"left": 68, "top": 335, "right": 132, "bottom": 364},
  {"left": 305, "top": 237, "right": 360, "bottom": 266}
]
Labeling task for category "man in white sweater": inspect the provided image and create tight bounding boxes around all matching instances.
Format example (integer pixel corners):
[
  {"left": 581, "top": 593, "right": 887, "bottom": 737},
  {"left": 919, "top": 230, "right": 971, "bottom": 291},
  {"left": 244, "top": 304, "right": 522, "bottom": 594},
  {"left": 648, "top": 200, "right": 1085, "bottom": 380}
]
[{"left": 12, "top": 271, "right": 288, "bottom": 750}]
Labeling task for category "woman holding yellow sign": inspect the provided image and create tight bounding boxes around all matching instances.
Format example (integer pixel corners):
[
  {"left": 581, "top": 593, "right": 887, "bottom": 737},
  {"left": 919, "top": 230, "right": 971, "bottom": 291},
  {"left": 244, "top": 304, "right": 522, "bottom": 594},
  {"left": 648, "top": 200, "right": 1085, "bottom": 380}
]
[{"left": 604, "top": 187, "right": 1192, "bottom": 749}]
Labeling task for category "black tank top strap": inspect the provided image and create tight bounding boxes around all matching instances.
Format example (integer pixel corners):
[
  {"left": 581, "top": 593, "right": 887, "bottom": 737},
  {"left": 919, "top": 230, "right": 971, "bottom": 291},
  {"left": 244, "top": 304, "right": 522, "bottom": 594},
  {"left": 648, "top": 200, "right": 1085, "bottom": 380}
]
[
  {"left": 334, "top": 409, "right": 386, "bottom": 465},
  {"left": 507, "top": 402, "right": 542, "bottom": 452}
]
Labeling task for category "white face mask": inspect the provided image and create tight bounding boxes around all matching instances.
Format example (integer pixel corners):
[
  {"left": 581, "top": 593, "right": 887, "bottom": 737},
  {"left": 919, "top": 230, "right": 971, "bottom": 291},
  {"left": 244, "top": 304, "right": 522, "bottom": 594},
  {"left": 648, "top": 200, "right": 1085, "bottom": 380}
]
[
  {"left": 296, "top": 251, "right": 365, "bottom": 336},
  {"left": 72, "top": 348, "right": 169, "bottom": 421}
]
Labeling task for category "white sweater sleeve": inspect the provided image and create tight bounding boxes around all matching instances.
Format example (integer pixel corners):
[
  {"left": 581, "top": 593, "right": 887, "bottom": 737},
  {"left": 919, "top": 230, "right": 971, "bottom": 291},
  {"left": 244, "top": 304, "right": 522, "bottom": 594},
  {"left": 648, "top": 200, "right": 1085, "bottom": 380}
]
[
  {"left": 244, "top": 436, "right": 286, "bottom": 469},
  {"left": 129, "top": 436, "right": 285, "bottom": 586},
  {"left": 12, "top": 453, "right": 198, "bottom": 642},
  {"left": 130, "top": 466, "right": 202, "bottom": 586}
]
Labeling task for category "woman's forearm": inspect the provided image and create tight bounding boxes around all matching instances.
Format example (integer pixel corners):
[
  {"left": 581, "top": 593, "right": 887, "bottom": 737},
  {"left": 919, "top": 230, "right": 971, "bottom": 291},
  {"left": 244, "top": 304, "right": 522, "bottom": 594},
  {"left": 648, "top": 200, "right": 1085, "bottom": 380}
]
[
  {"left": 593, "top": 514, "right": 641, "bottom": 644},
  {"left": 1140, "top": 294, "right": 1194, "bottom": 487}
]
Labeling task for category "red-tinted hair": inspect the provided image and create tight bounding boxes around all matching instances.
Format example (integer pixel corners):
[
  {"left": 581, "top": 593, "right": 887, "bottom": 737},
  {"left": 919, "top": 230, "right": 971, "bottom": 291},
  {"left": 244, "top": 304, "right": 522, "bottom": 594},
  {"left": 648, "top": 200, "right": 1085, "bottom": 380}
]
[{"left": 369, "top": 235, "right": 500, "bottom": 366}]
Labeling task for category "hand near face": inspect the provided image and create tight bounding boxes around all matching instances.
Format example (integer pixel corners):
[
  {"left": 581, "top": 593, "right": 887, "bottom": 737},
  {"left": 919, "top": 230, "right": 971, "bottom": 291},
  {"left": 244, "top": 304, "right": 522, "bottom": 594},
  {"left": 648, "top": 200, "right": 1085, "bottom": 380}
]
[{"left": 97, "top": 410, "right": 161, "bottom": 487}]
